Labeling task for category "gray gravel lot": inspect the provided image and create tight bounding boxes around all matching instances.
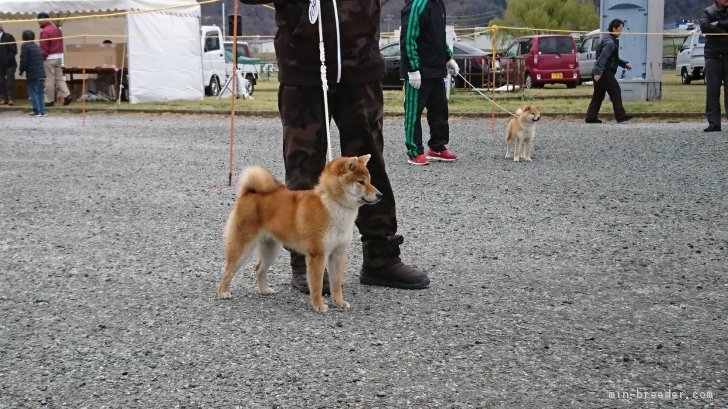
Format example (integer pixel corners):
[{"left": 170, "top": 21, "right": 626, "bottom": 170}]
[{"left": 1, "top": 112, "right": 726, "bottom": 408}]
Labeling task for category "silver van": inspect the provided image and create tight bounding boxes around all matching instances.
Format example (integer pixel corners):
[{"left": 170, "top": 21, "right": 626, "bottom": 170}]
[{"left": 577, "top": 29, "right": 600, "bottom": 83}]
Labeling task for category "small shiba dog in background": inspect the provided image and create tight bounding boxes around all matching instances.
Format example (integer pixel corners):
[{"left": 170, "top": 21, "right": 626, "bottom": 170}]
[
  {"left": 505, "top": 105, "right": 541, "bottom": 162},
  {"left": 217, "top": 155, "right": 382, "bottom": 312}
]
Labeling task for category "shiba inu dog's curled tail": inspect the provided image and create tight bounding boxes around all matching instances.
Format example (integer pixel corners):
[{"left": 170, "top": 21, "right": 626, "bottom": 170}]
[{"left": 237, "top": 166, "right": 284, "bottom": 197}]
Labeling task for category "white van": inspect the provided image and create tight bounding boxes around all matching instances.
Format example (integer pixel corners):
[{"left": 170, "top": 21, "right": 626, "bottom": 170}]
[
  {"left": 201, "top": 25, "right": 227, "bottom": 96},
  {"left": 577, "top": 29, "right": 600, "bottom": 83},
  {"left": 675, "top": 31, "right": 705, "bottom": 85}
]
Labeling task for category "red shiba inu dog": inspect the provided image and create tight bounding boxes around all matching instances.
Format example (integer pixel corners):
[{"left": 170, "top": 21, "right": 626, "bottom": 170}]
[
  {"left": 217, "top": 155, "right": 382, "bottom": 312},
  {"left": 505, "top": 105, "right": 541, "bottom": 162}
]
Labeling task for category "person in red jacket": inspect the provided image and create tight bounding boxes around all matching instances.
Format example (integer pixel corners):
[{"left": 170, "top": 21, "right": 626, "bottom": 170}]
[{"left": 37, "top": 12, "right": 72, "bottom": 106}]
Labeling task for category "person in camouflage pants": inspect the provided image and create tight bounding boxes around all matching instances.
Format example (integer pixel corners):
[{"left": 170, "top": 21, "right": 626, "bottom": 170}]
[{"left": 240, "top": 0, "right": 430, "bottom": 293}]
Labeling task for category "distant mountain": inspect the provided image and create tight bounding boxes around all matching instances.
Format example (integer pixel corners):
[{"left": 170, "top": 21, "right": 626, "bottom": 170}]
[{"left": 200, "top": 0, "right": 706, "bottom": 37}]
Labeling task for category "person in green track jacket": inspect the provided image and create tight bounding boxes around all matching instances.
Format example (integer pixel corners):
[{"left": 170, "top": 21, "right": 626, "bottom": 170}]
[{"left": 400, "top": 0, "right": 460, "bottom": 166}]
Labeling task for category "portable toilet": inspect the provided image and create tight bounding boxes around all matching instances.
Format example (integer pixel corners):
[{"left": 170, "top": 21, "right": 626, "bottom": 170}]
[{"left": 600, "top": 0, "right": 664, "bottom": 100}]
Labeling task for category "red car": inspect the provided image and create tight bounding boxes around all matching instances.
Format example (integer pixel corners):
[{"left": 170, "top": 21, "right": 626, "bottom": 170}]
[{"left": 500, "top": 35, "right": 580, "bottom": 89}]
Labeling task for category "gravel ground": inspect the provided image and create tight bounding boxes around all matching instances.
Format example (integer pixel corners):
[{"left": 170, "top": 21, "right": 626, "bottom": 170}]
[{"left": 1, "top": 112, "right": 726, "bottom": 408}]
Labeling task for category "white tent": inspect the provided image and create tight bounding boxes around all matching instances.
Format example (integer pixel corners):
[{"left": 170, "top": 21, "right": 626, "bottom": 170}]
[{"left": 0, "top": 0, "right": 204, "bottom": 103}]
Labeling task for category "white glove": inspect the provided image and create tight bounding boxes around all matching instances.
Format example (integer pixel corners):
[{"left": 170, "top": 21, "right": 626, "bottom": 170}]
[
  {"left": 446, "top": 59, "right": 460, "bottom": 76},
  {"left": 408, "top": 70, "right": 421, "bottom": 89}
]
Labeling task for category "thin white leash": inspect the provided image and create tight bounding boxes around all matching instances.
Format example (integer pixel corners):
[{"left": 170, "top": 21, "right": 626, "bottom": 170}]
[
  {"left": 455, "top": 72, "right": 517, "bottom": 117},
  {"left": 311, "top": 0, "right": 333, "bottom": 162}
]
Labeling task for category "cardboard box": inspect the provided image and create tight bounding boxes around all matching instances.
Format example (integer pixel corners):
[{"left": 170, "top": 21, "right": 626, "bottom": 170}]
[{"left": 64, "top": 43, "right": 127, "bottom": 69}]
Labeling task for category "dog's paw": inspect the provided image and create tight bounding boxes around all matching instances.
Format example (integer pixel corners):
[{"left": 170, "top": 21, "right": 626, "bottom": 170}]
[
  {"left": 513, "top": 157, "right": 520, "bottom": 162},
  {"left": 312, "top": 302, "right": 329, "bottom": 313},
  {"left": 334, "top": 300, "right": 350, "bottom": 310},
  {"left": 218, "top": 291, "right": 231, "bottom": 299},
  {"left": 525, "top": 158, "right": 532, "bottom": 162},
  {"left": 258, "top": 286, "right": 276, "bottom": 296}
]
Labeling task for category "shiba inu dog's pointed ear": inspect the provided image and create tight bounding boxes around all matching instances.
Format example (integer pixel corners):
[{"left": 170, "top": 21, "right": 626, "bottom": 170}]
[
  {"left": 358, "top": 154, "right": 371, "bottom": 167},
  {"left": 345, "top": 156, "right": 359, "bottom": 171}
]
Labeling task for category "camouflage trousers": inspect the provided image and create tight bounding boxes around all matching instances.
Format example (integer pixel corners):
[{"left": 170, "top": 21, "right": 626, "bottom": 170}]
[{"left": 279, "top": 82, "right": 403, "bottom": 268}]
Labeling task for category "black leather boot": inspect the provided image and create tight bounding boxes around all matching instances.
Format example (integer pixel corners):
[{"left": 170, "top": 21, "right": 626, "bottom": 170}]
[
  {"left": 289, "top": 250, "right": 330, "bottom": 295},
  {"left": 360, "top": 235, "right": 430, "bottom": 289}
]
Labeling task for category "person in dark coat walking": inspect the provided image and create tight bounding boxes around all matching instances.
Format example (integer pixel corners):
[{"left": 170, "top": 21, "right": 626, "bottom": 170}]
[
  {"left": 585, "top": 18, "right": 633, "bottom": 124},
  {"left": 699, "top": 0, "right": 728, "bottom": 132},
  {"left": 0, "top": 25, "right": 18, "bottom": 105},
  {"left": 19, "top": 30, "right": 47, "bottom": 117}
]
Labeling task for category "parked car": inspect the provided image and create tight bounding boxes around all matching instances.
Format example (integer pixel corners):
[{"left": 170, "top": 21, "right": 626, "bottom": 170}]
[
  {"left": 500, "top": 34, "right": 580, "bottom": 88},
  {"left": 675, "top": 31, "right": 705, "bottom": 85},
  {"left": 577, "top": 29, "right": 600, "bottom": 83},
  {"left": 201, "top": 25, "right": 227, "bottom": 96},
  {"left": 223, "top": 40, "right": 260, "bottom": 95},
  {"left": 379, "top": 41, "right": 489, "bottom": 90}
]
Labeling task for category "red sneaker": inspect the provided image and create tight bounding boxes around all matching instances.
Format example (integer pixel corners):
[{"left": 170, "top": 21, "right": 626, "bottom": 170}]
[
  {"left": 427, "top": 148, "right": 458, "bottom": 162},
  {"left": 407, "top": 154, "right": 430, "bottom": 165}
]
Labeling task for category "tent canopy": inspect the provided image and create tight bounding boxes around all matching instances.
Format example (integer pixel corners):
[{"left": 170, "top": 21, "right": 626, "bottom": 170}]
[
  {"left": 0, "top": 1, "right": 200, "bottom": 16},
  {"left": 0, "top": 1, "right": 204, "bottom": 104}
]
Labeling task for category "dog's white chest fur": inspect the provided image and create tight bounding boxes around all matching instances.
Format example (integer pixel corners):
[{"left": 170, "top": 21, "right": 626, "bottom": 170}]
[
  {"left": 520, "top": 122, "right": 536, "bottom": 141},
  {"left": 322, "top": 200, "right": 357, "bottom": 250}
]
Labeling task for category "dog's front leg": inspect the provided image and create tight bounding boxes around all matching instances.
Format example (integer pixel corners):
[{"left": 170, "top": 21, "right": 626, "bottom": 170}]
[
  {"left": 306, "top": 253, "right": 328, "bottom": 312},
  {"left": 524, "top": 138, "right": 533, "bottom": 161},
  {"left": 513, "top": 136, "right": 522, "bottom": 162},
  {"left": 328, "top": 247, "right": 350, "bottom": 310}
]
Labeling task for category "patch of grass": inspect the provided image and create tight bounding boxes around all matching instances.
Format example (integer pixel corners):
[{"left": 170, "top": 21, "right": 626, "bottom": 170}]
[
  {"left": 418, "top": 70, "right": 705, "bottom": 115},
  {"left": 71, "top": 70, "right": 706, "bottom": 116}
]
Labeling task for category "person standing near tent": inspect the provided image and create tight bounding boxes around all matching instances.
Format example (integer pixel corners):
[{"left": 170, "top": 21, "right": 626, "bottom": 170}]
[
  {"left": 236, "top": 0, "right": 430, "bottom": 292},
  {"left": 0, "top": 25, "right": 18, "bottom": 106},
  {"left": 19, "top": 30, "right": 46, "bottom": 117},
  {"left": 37, "top": 12, "right": 72, "bottom": 106}
]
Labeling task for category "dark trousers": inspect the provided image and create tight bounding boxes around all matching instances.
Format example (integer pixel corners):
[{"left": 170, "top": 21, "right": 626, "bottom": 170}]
[
  {"left": 0, "top": 65, "right": 16, "bottom": 101},
  {"left": 704, "top": 58, "right": 728, "bottom": 128},
  {"left": 404, "top": 77, "right": 450, "bottom": 158},
  {"left": 278, "top": 82, "right": 401, "bottom": 268},
  {"left": 585, "top": 71, "right": 627, "bottom": 121}
]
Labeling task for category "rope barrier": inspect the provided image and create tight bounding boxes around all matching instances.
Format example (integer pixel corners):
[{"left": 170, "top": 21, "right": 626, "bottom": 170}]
[
  {"left": 455, "top": 72, "right": 517, "bottom": 117},
  {"left": 0, "top": 7, "right": 709, "bottom": 39}
]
